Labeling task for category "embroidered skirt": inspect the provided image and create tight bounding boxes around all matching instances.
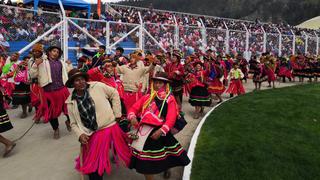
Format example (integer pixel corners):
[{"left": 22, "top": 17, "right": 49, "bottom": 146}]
[
  {"left": 130, "top": 128, "right": 190, "bottom": 174},
  {"left": 278, "top": 67, "right": 293, "bottom": 79},
  {"left": 0, "top": 108, "right": 12, "bottom": 133},
  {"left": 314, "top": 68, "right": 320, "bottom": 77},
  {"left": 189, "top": 86, "right": 211, "bottom": 107},
  {"left": 207, "top": 78, "right": 226, "bottom": 94},
  {"left": 12, "top": 83, "right": 31, "bottom": 105}
]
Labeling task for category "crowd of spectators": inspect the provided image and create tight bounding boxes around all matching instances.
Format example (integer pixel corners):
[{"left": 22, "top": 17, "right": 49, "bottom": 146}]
[
  {"left": 108, "top": 4, "right": 320, "bottom": 56},
  {"left": 1, "top": 1, "right": 320, "bottom": 57},
  {"left": 0, "top": 1, "right": 62, "bottom": 54}
]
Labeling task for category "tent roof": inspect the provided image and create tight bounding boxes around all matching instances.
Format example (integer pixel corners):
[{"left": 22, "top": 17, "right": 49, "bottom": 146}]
[
  {"left": 23, "top": 0, "right": 90, "bottom": 10},
  {"left": 297, "top": 16, "right": 320, "bottom": 30}
]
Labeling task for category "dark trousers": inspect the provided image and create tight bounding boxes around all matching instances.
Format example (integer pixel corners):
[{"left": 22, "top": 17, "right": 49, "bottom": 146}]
[
  {"left": 49, "top": 118, "right": 59, "bottom": 131},
  {"left": 88, "top": 172, "right": 103, "bottom": 180},
  {"left": 49, "top": 115, "right": 70, "bottom": 131}
]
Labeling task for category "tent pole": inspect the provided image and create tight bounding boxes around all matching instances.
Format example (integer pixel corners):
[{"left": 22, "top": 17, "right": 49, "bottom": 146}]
[{"left": 59, "top": 0, "right": 68, "bottom": 62}]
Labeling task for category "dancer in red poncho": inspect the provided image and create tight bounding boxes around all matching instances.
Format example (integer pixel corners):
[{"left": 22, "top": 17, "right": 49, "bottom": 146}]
[
  {"left": 164, "top": 51, "right": 184, "bottom": 109},
  {"left": 127, "top": 72, "right": 190, "bottom": 180},
  {"left": 187, "top": 61, "right": 211, "bottom": 119},
  {"left": 87, "top": 60, "right": 130, "bottom": 132}
]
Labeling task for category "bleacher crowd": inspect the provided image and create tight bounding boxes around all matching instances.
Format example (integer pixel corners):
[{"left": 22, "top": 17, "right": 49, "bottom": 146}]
[{"left": 0, "top": 2, "right": 320, "bottom": 180}]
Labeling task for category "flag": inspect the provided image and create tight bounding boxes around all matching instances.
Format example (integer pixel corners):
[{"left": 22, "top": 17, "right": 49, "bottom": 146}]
[{"left": 97, "top": 0, "right": 101, "bottom": 17}]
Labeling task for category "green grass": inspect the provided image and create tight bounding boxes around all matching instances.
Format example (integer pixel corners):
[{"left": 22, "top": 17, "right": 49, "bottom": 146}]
[{"left": 191, "top": 83, "right": 320, "bottom": 180}]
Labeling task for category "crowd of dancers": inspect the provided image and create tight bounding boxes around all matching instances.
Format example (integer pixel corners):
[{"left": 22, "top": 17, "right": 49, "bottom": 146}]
[{"left": 0, "top": 43, "right": 320, "bottom": 179}]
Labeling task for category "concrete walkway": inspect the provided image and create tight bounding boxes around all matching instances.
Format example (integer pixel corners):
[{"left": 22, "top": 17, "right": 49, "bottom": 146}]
[{"left": 0, "top": 80, "right": 300, "bottom": 180}]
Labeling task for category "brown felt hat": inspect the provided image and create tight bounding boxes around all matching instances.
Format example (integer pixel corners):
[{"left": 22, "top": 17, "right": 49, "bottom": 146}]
[
  {"left": 65, "top": 68, "right": 89, "bottom": 88},
  {"left": 151, "top": 72, "right": 171, "bottom": 83}
]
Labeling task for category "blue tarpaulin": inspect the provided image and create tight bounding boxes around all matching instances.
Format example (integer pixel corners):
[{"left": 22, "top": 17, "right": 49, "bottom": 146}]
[{"left": 23, "top": 0, "right": 91, "bottom": 17}]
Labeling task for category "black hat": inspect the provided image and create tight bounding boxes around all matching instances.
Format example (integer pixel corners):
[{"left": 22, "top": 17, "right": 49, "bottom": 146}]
[
  {"left": 46, "top": 46, "right": 63, "bottom": 59},
  {"left": 116, "top": 47, "right": 124, "bottom": 53},
  {"left": 99, "top": 45, "right": 106, "bottom": 51},
  {"left": 65, "top": 68, "right": 89, "bottom": 88},
  {"left": 193, "top": 60, "right": 204, "bottom": 67},
  {"left": 151, "top": 72, "right": 171, "bottom": 83}
]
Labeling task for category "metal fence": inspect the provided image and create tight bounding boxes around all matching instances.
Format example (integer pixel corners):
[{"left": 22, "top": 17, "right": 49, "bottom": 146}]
[{"left": 3, "top": 3, "right": 319, "bottom": 62}]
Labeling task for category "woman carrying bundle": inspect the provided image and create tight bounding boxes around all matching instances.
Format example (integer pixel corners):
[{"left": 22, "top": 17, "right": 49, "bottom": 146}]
[{"left": 127, "top": 72, "right": 190, "bottom": 180}]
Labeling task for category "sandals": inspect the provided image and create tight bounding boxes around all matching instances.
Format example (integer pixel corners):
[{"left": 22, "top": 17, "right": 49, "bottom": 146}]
[
  {"left": 20, "top": 113, "right": 28, "bottom": 119},
  {"left": 3, "top": 143, "right": 16, "bottom": 157},
  {"left": 53, "top": 129, "right": 60, "bottom": 139},
  {"left": 65, "top": 120, "right": 72, "bottom": 132},
  {"left": 193, "top": 113, "right": 200, "bottom": 119}
]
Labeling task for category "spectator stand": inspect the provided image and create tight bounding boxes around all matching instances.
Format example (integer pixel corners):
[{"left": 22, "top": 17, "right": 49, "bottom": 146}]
[
  {"left": 306, "top": 31, "right": 318, "bottom": 56},
  {"left": 67, "top": 11, "right": 168, "bottom": 62},
  {"left": 108, "top": 3, "right": 320, "bottom": 59},
  {"left": 265, "top": 25, "right": 280, "bottom": 56},
  {"left": 4, "top": 2, "right": 320, "bottom": 65},
  {"left": 0, "top": 3, "right": 62, "bottom": 58}
]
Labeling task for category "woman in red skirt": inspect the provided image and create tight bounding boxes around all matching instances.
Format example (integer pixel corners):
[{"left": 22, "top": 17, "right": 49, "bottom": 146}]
[
  {"left": 187, "top": 61, "right": 212, "bottom": 119},
  {"left": 207, "top": 60, "right": 225, "bottom": 103},
  {"left": 277, "top": 57, "right": 293, "bottom": 83},
  {"left": 226, "top": 64, "right": 245, "bottom": 97},
  {"left": 29, "top": 46, "right": 71, "bottom": 139},
  {"left": 262, "top": 54, "right": 277, "bottom": 88}
]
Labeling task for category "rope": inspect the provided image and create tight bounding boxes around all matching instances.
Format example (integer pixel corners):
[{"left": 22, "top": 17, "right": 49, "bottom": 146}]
[{"left": 13, "top": 121, "right": 36, "bottom": 143}]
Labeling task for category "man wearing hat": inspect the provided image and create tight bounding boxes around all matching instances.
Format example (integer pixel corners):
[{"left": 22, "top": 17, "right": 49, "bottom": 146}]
[
  {"left": 87, "top": 60, "right": 127, "bottom": 123},
  {"left": 112, "top": 46, "right": 128, "bottom": 66},
  {"left": 116, "top": 53, "right": 156, "bottom": 112},
  {"left": 65, "top": 68, "right": 131, "bottom": 180},
  {"left": 81, "top": 45, "right": 107, "bottom": 69},
  {"left": 29, "top": 45, "right": 70, "bottom": 139}
]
